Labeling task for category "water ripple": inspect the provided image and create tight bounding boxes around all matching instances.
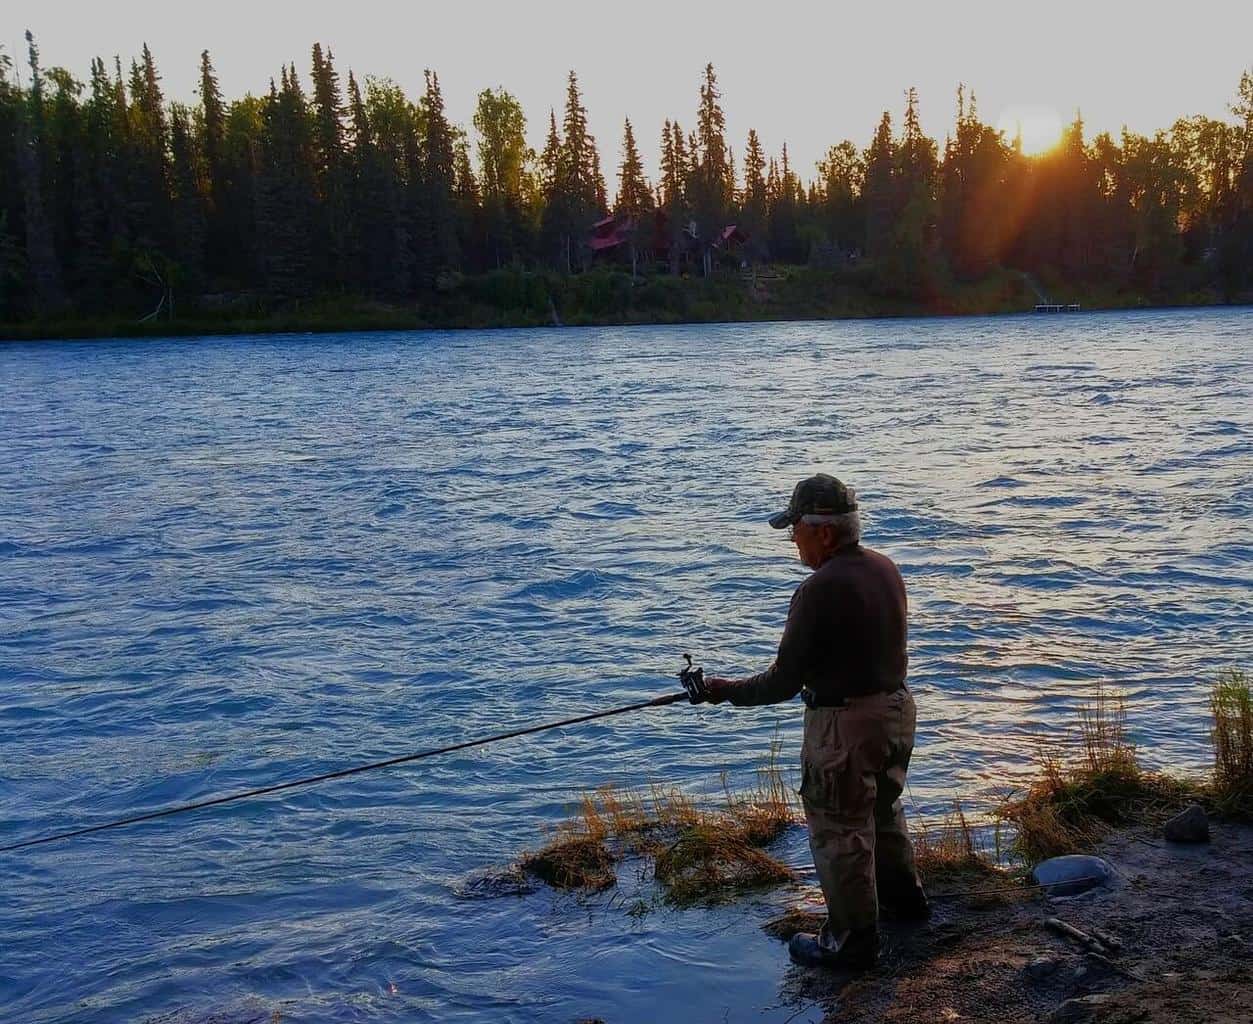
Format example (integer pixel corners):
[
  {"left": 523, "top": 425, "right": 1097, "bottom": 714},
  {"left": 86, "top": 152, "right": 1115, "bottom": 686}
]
[{"left": 1, "top": 308, "right": 1251, "bottom": 1023}]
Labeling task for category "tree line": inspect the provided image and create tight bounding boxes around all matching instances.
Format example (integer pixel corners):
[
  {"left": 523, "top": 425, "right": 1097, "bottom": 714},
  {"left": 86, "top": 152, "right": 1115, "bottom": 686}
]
[{"left": 1, "top": 33, "right": 1251, "bottom": 322}]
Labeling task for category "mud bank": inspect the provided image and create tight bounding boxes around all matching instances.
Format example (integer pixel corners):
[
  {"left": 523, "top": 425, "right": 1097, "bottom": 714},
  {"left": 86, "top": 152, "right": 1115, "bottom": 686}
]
[{"left": 766, "top": 820, "right": 1252, "bottom": 1023}]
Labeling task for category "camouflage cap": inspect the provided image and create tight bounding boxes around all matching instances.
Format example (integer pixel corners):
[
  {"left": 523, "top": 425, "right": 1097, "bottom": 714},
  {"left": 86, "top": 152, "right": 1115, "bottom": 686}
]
[{"left": 768, "top": 474, "right": 858, "bottom": 529}]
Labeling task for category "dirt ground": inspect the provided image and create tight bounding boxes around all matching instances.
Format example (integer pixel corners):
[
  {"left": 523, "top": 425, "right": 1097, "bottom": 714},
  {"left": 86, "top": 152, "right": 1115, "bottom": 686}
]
[{"left": 767, "top": 821, "right": 1253, "bottom": 1024}]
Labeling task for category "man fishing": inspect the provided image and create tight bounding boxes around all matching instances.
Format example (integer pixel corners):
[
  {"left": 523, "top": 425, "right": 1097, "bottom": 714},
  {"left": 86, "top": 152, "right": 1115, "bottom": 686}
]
[{"left": 699, "top": 473, "right": 929, "bottom": 970}]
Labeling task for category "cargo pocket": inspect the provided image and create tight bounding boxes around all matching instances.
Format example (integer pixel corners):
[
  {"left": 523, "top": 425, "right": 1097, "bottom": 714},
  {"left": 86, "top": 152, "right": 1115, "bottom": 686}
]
[{"left": 798, "top": 748, "right": 851, "bottom": 809}]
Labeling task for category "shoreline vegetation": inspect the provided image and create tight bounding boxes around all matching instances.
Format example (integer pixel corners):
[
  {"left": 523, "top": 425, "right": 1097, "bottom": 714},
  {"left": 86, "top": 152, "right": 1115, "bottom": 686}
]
[
  {"left": 517, "top": 670, "right": 1251, "bottom": 901},
  {"left": 511, "top": 669, "right": 1251, "bottom": 1023},
  {"left": 2, "top": 266, "right": 1248, "bottom": 342},
  {"left": 2, "top": 36, "right": 1251, "bottom": 341}
]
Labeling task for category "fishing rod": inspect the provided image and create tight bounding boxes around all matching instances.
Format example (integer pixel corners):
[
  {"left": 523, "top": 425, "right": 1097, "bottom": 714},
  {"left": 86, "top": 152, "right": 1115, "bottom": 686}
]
[{"left": 1, "top": 657, "right": 713, "bottom": 854}]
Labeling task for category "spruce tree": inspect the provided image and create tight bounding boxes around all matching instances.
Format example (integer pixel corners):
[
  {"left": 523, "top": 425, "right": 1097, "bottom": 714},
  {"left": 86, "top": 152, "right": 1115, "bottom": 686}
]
[
  {"left": 552, "top": 71, "right": 601, "bottom": 269},
  {"left": 888, "top": 87, "right": 940, "bottom": 292},
  {"left": 168, "top": 103, "right": 206, "bottom": 292},
  {"left": 0, "top": 210, "right": 26, "bottom": 319},
  {"left": 693, "top": 63, "right": 731, "bottom": 275},
  {"left": 863, "top": 111, "right": 896, "bottom": 260},
  {"left": 124, "top": 43, "right": 172, "bottom": 252},
  {"left": 615, "top": 117, "right": 650, "bottom": 213},
  {"left": 199, "top": 51, "right": 226, "bottom": 191},
  {"left": 660, "top": 120, "right": 692, "bottom": 273},
  {"left": 590, "top": 145, "right": 607, "bottom": 214},
  {"left": 309, "top": 44, "right": 345, "bottom": 176},
  {"left": 16, "top": 31, "right": 67, "bottom": 313},
  {"left": 219, "top": 93, "right": 265, "bottom": 284},
  {"left": 69, "top": 65, "right": 114, "bottom": 310},
  {"left": 769, "top": 142, "right": 800, "bottom": 261},
  {"left": 255, "top": 65, "right": 315, "bottom": 298},
  {"left": 198, "top": 50, "right": 228, "bottom": 272},
  {"left": 418, "top": 69, "right": 459, "bottom": 283},
  {"left": 309, "top": 43, "right": 349, "bottom": 287},
  {"left": 740, "top": 129, "right": 768, "bottom": 262},
  {"left": 537, "top": 109, "right": 566, "bottom": 267},
  {"left": 454, "top": 131, "right": 485, "bottom": 272}
]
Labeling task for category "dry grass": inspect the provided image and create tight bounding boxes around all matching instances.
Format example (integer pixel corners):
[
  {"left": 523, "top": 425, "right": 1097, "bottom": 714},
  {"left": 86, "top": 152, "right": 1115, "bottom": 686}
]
[
  {"left": 722, "top": 737, "right": 800, "bottom": 846},
  {"left": 997, "top": 687, "right": 1199, "bottom": 862},
  {"left": 517, "top": 831, "right": 618, "bottom": 891},
  {"left": 1212, "top": 668, "right": 1253, "bottom": 816},
  {"left": 911, "top": 803, "right": 1000, "bottom": 881},
  {"left": 519, "top": 741, "right": 800, "bottom": 901}
]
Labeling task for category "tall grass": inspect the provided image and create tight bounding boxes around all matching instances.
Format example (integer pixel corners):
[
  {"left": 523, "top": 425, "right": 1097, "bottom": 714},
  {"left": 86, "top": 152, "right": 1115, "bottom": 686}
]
[
  {"left": 997, "top": 687, "right": 1197, "bottom": 862},
  {"left": 1212, "top": 668, "right": 1253, "bottom": 815}
]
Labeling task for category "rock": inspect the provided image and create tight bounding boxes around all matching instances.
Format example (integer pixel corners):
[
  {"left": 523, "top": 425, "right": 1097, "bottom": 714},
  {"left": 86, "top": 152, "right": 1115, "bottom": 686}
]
[
  {"left": 1164, "top": 802, "right": 1210, "bottom": 843},
  {"left": 1047, "top": 994, "right": 1112, "bottom": 1023},
  {"left": 1032, "top": 855, "right": 1114, "bottom": 896},
  {"left": 1025, "top": 955, "right": 1062, "bottom": 981}
]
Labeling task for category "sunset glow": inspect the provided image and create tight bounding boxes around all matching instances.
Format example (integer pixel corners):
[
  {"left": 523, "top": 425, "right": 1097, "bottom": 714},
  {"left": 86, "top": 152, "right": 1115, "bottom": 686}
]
[{"left": 997, "top": 105, "right": 1065, "bottom": 155}]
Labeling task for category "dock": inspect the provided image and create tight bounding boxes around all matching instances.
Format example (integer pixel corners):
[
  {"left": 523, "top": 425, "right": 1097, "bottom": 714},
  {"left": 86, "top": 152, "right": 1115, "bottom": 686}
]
[{"left": 1034, "top": 303, "right": 1082, "bottom": 313}]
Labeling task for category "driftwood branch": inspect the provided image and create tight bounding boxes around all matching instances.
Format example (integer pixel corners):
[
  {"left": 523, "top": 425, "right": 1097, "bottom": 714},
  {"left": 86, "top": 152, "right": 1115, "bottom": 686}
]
[{"left": 1043, "top": 916, "right": 1111, "bottom": 955}]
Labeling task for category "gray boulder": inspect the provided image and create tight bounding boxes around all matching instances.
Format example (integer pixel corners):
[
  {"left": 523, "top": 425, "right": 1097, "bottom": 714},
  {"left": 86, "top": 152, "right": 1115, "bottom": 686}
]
[
  {"left": 1032, "top": 854, "right": 1114, "bottom": 896},
  {"left": 1163, "top": 802, "right": 1209, "bottom": 843}
]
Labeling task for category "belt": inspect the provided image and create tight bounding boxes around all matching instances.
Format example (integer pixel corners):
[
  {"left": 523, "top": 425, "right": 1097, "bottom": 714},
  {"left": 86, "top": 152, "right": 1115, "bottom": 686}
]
[{"left": 801, "top": 685, "right": 905, "bottom": 709}]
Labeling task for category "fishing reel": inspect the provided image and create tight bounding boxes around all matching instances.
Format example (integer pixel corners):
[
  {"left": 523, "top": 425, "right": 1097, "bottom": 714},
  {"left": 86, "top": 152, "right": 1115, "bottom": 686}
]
[{"left": 679, "top": 653, "right": 711, "bottom": 704}]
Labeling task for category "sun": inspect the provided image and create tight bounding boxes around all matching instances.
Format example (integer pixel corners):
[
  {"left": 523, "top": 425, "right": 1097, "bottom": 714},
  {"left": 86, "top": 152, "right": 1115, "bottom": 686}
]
[{"left": 996, "top": 105, "right": 1064, "bottom": 155}]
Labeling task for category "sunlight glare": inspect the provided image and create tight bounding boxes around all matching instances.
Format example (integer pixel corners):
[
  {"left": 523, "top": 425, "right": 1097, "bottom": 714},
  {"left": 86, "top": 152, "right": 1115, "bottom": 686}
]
[{"left": 996, "top": 105, "right": 1064, "bottom": 155}]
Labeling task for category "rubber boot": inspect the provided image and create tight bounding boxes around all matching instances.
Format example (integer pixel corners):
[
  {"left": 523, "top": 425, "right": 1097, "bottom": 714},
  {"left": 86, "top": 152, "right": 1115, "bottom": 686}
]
[{"left": 787, "top": 926, "right": 880, "bottom": 970}]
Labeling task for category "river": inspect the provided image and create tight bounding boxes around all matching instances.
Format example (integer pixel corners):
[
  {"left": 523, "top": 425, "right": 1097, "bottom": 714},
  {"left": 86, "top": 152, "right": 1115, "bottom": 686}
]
[{"left": 2, "top": 309, "right": 1251, "bottom": 1023}]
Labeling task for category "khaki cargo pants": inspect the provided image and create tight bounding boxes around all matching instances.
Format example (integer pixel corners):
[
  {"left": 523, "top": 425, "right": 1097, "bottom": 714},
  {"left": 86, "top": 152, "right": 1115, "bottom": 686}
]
[{"left": 798, "top": 687, "right": 922, "bottom": 948}]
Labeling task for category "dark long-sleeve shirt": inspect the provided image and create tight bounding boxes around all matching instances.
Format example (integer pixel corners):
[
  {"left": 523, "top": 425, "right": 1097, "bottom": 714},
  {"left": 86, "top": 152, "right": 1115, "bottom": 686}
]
[{"left": 728, "top": 544, "right": 908, "bottom": 707}]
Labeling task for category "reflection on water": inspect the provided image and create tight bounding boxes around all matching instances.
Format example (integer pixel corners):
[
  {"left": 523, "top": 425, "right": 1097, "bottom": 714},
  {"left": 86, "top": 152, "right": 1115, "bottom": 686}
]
[{"left": 2, "top": 309, "right": 1251, "bottom": 1022}]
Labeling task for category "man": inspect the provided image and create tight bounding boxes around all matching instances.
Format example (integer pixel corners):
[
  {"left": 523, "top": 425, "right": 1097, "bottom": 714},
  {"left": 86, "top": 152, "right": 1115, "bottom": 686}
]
[{"left": 701, "top": 473, "right": 929, "bottom": 970}]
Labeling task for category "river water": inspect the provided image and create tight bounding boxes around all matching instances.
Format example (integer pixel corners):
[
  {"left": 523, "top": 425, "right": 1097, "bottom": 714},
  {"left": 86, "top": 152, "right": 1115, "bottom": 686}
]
[{"left": 2, "top": 309, "right": 1251, "bottom": 1023}]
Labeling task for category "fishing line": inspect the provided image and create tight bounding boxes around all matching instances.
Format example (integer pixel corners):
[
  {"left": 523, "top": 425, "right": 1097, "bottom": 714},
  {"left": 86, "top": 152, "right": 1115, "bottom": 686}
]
[
  {"left": 930, "top": 875, "right": 1107, "bottom": 899},
  {"left": 2, "top": 691, "right": 690, "bottom": 853}
]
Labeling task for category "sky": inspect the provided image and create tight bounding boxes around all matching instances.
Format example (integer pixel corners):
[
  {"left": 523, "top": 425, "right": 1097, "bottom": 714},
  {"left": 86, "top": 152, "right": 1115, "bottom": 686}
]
[{"left": 11, "top": 1, "right": 1253, "bottom": 182}]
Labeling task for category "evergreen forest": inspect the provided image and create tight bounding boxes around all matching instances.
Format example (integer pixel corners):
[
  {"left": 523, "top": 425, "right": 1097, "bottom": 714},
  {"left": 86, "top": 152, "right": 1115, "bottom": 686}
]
[{"left": 2, "top": 35, "right": 1252, "bottom": 334}]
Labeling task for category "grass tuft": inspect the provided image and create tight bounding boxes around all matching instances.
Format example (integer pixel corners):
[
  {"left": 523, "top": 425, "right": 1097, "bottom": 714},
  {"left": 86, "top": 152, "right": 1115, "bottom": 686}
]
[
  {"left": 1212, "top": 668, "right": 1253, "bottom": 816},
  {"left": 518, "top": 833, "right": 618, "bottom": 891},
  {"left": 654, "top": 824, "right": 795, "bottom": 905}
]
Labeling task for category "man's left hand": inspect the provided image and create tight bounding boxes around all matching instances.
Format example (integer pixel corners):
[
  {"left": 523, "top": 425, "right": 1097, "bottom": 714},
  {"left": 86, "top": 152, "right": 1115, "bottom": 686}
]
[{"left": 700, "top": 677, "right": 734, "bottom": 704}]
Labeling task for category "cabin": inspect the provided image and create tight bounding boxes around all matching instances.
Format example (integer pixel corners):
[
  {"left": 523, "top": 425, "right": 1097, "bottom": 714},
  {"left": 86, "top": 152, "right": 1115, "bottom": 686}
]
[{"left": 588, "top": 211, "right": 747, "bottom": 271}]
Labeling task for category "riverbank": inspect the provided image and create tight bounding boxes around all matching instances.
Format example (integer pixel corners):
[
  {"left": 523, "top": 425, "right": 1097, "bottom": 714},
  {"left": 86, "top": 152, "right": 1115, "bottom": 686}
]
[
  {"left": 1, "top": 266, "right": 1243, "bottom": 341},
  {"left": 768, "top": 819, "right": 1252, "bottom": 1024},
  {"left": 527, "top": 675, "right": 1253, "bottom": 1023}
]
